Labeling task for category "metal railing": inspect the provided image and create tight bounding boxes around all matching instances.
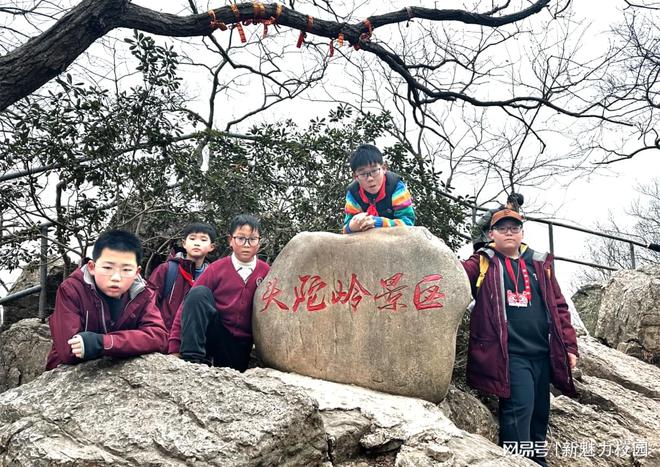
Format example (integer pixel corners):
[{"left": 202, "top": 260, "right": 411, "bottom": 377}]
[{"left": 1, "top": 208, "right": 657, "bottom": 324}]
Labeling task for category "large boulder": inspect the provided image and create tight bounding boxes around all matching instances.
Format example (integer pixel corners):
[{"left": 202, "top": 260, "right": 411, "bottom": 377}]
[
  {"left": 0, "top": 318, "right": 50, "bottom": 392},
  {"left": 0, "top": 354, "right": 327, "bottom": 466},
  {"left": 255, "top": 368, "right": 535, "bottom": 466},
  {"left": 546, "top": 336, "right": 660, "bottom": 466},
  {"left": 594, "top": 265, "right": 660, "bottom": 365},
  {"left": 252, "top": 227, "right": 471, "bottom": 403}
]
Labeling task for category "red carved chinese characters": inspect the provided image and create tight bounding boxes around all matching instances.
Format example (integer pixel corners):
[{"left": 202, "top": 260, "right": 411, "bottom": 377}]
[
  {"left": 260, "top": 278, "right": 289, "bottom": 312},
  {"left": 293, "top": 275, "right": 328, "bottom": 312},
  {"left": 375, "top": 272, "right": 408, "bottom": 312},
  {"left": 331, "top": 273, "right": 372, "bottom": 312},
  {"left": 413, "top": 274, "right": 445, "bottom": 310}
]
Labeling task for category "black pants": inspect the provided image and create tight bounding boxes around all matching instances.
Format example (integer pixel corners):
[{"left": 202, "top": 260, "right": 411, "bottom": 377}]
[
  {"left": 180, "top": 286, "right": 252, "bottom": 372},
  {"left": 499, "top": 354, "right": 551, "bottom": 467}
]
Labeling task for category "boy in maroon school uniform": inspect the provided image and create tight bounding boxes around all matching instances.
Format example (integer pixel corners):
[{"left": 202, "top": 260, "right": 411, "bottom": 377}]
[
  {"left": 168, "top": 214, "right": 269, "bottom": 371},
  {"left": 147, "top": 223, "right": 217, "bottom": 331},
  {"left": 46, "top": 230, "right": 167, "bottom": 370}
]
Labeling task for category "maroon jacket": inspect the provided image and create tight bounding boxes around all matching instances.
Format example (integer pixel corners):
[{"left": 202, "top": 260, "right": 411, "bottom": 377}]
[
  {"left": 46, "top": 266, "right": 168, "bottom": 370},
  {"left": 462, "top": 246, "right": 578, "bottom": 398},
  {"left": 147, "top": 249, "right": 202, "bottom": 331},
  {"left": 168, "top": 255, "right": 270, "bottom": 353}
]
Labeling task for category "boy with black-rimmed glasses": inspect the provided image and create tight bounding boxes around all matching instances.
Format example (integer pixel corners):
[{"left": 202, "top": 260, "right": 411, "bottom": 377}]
[
  {"left": 168, "top": 214, "right": 270, "bottom": 371},
  {"left": 342, "top": 143, "right": 416, "bottom": 234},
  {"left": 46, "top": 229, "right": 168, "bottom": 370}
]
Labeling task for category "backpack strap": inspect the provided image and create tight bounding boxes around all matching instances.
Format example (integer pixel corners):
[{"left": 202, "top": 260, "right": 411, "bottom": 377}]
[
  {"left": 476, "top": 255, "right": 490, "bottom": 290},
  {"left": 160, "top": 260, "right": 180, "bottom": 302}
]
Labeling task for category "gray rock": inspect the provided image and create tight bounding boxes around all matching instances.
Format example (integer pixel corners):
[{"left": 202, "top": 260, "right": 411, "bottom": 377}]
[
  {"left": 254, "top": 368, "right": 531, "bottom": 466},
  {"left": 545, "top": 336, "right": 660, "bottom": 466},
  {"left": 253, "top": 228, "right": 471, "bottom": 402},
  {"left": 0, "top": 318, "right": 50, "bottom": 392},
  {"left": 594, "top": 266, "right": 660, "bottom": 365},
  {"left": 0, "top": 354, "right": 327, "bottom": 466},
  {"left": 571, "top": 282, "right": 604, "bottom": 335},
  {"left": 438, "top": 384, "right": 498, "bottom": 443},
  {"left": 578, "top": 336, "right": 660, "bottom": 400},
  {"left": 1, "top": 258, "right": 64, "bottom": 331},
  {"left": 395, "top": 429, "right": 536, "bottom": 466}
]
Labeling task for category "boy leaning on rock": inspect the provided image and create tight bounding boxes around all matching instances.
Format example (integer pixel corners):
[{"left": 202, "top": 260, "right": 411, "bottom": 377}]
[
  {"left": 46, "top": 230, "right": 168, "bottom": 370},
  {"left": 147, "top": 222, "right": 217, "bottom": 331},
  {"left": 462, "top": 209, "right": 578, "bottom": 467},
  {"left": 342, "top": 144, "right": 416, "bottom": 233},
  {"left": 167, "top": 214, "right": 269, "bottom": 372}
]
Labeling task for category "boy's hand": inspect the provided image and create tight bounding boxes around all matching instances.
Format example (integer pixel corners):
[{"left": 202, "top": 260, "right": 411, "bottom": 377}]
[
  {"left": 349, "top": 213, "right": 367, "bottom": 232},
  {"left": 68, "top": 335, "right": 85, "bottom": 359},
  {"left": 360, "top": 215, "right": 375, "bottom": 231},
  {"left": 567, "top": 352, "right": 578, "bottom": 370}
]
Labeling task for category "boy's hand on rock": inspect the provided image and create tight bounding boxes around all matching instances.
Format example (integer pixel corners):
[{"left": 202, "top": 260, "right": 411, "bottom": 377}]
[
  {"left": 68, "top": 335, "right": 84, "bottom": 359},
  {"left": 360, "top": 215, "right": 375, "bottom": 231}
]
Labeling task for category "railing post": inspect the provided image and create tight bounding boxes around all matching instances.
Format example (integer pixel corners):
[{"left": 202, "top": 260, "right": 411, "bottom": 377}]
[
  {"left": 630, "top": 242, "right": 636, "bottom": 269},
  {"left": 548, "top": 223, "right": 555, "bottom": 255},
  {"left": 39, "top": 226, "right": 48, "bottom": 323}
]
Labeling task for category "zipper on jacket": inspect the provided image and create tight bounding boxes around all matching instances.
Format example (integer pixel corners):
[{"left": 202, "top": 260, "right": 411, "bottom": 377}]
[{"left": 114, "top": 293, "right": 140, "bottom": 329}]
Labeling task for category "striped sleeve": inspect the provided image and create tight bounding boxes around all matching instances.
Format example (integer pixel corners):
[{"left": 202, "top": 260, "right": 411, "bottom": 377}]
[
  {"left": 372, "top": 180, "right": 416, "bottom": 228},
  {"left": 342, "top": 189, "right": 363, "bottom": 234}
]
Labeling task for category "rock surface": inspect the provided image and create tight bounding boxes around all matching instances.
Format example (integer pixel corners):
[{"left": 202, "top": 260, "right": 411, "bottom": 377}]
[
  {"left": 255, "top": 368, "right": 536, "bottom": 466},
  {"left": 0, "top": 318, "right": 50, "bottom": 392},
  {"left": 571, "top": 282, "right": 604, "bottom": 335},
  {"left": 593, "top": 265, "right": 660, "bottom": 365},
  {"left": 0, "top": 354, "right": 327, "bottom": 466},
  {"left": 545, "top": 335, "right": 660, "bottom": 466},
  {"left": 1, "top": 259, "right": 64, "bottom": 331},
  {"left": 438, "top": 384, "right": 498, "bottom": 444},
  {"left": 253, "top": 227, "right": 471, "bottom": 402}
]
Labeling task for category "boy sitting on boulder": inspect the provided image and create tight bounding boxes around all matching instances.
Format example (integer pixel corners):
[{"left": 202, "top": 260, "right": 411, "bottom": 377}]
[
  {"left": 168, "top": 214, "right": 270, "bottom": 371},
  {"left": 148, "top": 222, "right": 217, "bottom": 331},
  {"left": 46, "top": 230, "right": 168, "bottom": 370},
  {"left": 342, "top": 144, "right": 416, "bottom": 233}
]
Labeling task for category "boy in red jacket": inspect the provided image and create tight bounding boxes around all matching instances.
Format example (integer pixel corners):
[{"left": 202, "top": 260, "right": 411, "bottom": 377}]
[
  {"left": 147, "top": 223, "right": 217, "bottom": 331},
  {"left": 462, "top": 210, "right": 578, "bottom": 467},
  {"left": 168, "top": 214, "right": 270, "bottom": 371},
  {"left": 46, "top": 230, "right": 168, "bottom": 370}
]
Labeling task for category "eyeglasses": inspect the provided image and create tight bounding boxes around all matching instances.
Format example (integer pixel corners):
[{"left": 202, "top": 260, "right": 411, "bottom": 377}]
[
  {"left": 492, "top": 225, "right": 523, "bottom": 234},
  {"left": 232, "top": 236, "right": 261, "bottom": 246},
  {"left": 96, "top": 265, "right": 138, "bottom": 278},
  {"left": 355, "top": 167, "right": 382, "bottom": 180}
]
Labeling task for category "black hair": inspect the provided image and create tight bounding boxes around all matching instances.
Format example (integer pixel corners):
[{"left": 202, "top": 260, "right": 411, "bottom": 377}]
[
  {"left": 182, "top": 222, "right": 217, "bottom": 243},
  {"left": 92, "top": 229, "right": 143, "bottom": 264},
  {"left": 349, "top": 143, "right": 384, "bottom": 172},
  {"left": 507, "top": 192, "right": 524, "bottom": 210},
  {"left": 228, "top": 214, "right": 261, "bottom": 236}
]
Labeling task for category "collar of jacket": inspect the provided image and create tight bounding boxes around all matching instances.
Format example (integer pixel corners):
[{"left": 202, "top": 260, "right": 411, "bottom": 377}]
[{"left": 80, "top": 264, "right": 147, "bottom": 300}]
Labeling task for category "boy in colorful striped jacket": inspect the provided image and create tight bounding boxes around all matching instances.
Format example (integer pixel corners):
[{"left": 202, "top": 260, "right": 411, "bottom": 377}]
[{"left": 342, "top": 144, "right": 416, "bottom": 233}]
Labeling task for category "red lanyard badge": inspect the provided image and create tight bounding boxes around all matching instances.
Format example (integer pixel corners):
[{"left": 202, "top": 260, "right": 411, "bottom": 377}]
[{"left": 504, "top": 256, "right": 531, "bottom": 307}]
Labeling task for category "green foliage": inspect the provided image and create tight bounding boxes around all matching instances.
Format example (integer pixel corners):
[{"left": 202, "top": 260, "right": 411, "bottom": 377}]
[{"left": 1, "top": 32, "right": 467, "bottom": 275}]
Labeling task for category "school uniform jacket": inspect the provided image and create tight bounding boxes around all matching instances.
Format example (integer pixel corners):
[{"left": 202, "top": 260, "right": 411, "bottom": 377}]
[
  {"left": 462, "top": 245, "right": 579, "bottom": 398},
  {"left": 46, "top": 265, "right": 168, "bottom": 370},
  {"left": 147, "top": 248, "right": 201, "bottom": 331},
  {"left": 167, "top": 255, "right": 270, "bottom": 353}
]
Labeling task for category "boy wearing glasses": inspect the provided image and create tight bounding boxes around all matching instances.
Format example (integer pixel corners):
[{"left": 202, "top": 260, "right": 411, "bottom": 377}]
[
  {"left": 147, "top": 223, "right": 217, "bottom": 331},
  {"left": 46, "top": 230, "right": 168, "bottom": 370},
  {"left": 342, "top": 144, "right": 415, "bottom": 233},
  {"left": 462, "top": 210, "right": 578, "bottom": 467},
  {"left": 168, "top": 214, "right": 269, "bottom": 371}
]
